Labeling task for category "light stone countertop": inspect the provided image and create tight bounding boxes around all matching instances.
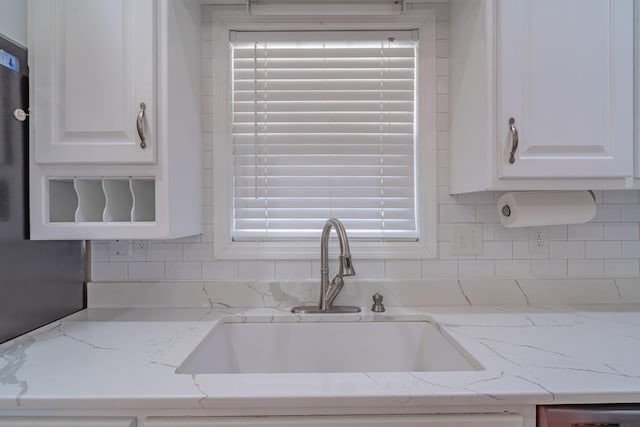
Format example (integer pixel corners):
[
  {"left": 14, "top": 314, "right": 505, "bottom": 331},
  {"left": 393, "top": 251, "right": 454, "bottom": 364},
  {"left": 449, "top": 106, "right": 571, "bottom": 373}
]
[{"left": 1, "top": 303, "right": 639, "bottom": 413}]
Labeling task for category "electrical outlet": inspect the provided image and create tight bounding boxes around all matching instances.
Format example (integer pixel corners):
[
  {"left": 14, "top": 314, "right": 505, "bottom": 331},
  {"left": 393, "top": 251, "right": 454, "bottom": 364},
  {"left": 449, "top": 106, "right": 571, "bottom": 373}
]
[
  {"left": 133, "top": 240, "right": 148, "bottom": 256},
  {"left": 528, "top": 228, "right": 548, "bottom": 257},
  {"left": 109, "top": 240, "right": 130, "bottom": 256},
  {"left": 452, "top": 224, "right": 483, "bottom": 255}
]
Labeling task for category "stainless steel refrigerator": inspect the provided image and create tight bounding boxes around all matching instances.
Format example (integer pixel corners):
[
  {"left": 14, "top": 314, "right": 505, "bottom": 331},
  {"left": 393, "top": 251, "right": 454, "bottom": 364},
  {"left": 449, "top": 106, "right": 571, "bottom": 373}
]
[{"left": 0, "top": 34, "right": 85, "bottom": 344}]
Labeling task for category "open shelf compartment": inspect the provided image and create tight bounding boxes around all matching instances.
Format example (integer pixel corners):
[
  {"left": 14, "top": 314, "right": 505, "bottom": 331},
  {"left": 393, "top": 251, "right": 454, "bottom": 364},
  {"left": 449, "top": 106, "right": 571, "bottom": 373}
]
[{"left": 48, "top": 177, "right": 155, "bottom": 223}]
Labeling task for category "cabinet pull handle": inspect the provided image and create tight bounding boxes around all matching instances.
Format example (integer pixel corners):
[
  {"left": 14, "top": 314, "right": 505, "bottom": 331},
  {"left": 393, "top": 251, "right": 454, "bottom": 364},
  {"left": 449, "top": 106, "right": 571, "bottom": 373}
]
[
  {"left": 508, "top": 117, "right": 518, "bottom": 164},
  {"left": 137, "top": 102, "right": 147, "bottom": 149}
]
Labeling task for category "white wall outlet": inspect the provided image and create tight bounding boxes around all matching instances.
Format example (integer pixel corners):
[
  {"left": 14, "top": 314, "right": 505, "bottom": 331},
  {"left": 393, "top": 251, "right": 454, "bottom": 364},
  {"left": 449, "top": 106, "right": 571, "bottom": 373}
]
[
  {"left": 452, "top": 224, "right": 483, "bottom": 255},
  {"left": 528, "top": 228, "right": 549, "bottom": 257},
  {"left": 133, "top": 240, "right": 149, "bottom": 256},
  {"left": 109, "top": 239, "right": 130, "bottom": 256}
]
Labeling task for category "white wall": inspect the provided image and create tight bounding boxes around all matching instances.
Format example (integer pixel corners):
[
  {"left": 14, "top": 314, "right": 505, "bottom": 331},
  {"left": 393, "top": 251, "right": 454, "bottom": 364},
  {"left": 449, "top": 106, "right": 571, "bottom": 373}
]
[
  {"left": 91, "top": 4, "right": 640, "bottom": 283},
  {"left": 0, "top": 0, "right": 27, "bottom": 47}
]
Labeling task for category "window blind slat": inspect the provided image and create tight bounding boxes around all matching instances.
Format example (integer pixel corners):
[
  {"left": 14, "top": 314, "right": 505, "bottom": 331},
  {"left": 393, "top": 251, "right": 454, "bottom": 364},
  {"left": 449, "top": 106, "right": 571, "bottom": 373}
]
[
  {"left": 234, "top": 68, "right": 414, "bottom": 80},
  {"left": 234, "top": 79, "right": 414, "bottom": 91},
  {"left": 233, "top": 134, "right": 413, "bottom": 145},
  {"left": 233, "top": 47, "right": 416, "bottom": 59},
  {"left": 231, "top": 34, "right": 418, "bottom": 240}
]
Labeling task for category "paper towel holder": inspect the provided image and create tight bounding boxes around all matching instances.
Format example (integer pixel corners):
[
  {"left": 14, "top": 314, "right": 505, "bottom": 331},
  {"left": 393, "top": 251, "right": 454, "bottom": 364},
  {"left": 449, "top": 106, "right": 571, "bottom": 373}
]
[{"left": 500, "top": 190, "right": 595, "bottom": 219}]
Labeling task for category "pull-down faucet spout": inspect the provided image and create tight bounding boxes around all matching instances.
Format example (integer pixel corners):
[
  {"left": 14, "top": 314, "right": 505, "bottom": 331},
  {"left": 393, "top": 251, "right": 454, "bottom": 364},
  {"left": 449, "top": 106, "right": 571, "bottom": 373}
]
[
  {"left": 320, "top": 218, "right": 355, "bottom": 310},
  {"left": 291, "top": 218, "right": 361, "bottom": 314}
]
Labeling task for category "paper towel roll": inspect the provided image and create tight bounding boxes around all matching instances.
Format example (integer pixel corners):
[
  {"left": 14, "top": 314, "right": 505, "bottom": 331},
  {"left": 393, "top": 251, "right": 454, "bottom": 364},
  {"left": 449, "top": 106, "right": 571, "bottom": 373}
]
[{"left": 497, "top": 191, "right": 596, "bottom": 228}]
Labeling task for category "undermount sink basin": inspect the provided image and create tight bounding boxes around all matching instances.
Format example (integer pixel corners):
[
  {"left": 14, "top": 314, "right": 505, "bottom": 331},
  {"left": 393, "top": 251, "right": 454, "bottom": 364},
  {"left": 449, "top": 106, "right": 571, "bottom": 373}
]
[{"left": 177, "top": 320, "right": 482, "bottom": 374}]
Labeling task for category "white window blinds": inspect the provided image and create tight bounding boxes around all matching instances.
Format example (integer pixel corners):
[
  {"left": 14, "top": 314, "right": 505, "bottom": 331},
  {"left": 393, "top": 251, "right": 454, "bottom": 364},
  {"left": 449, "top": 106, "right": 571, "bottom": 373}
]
[{"left": 231, "top": 30, "right": 418, "bottom": 241}]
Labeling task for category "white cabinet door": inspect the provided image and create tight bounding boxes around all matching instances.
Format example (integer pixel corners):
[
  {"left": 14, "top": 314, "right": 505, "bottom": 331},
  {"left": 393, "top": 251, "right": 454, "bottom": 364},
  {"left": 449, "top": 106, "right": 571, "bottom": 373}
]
[
  {"left": 145, "top": 414, "right": 523, "bottom": 427},
  {"left": 497, "top": 0, "right": 633, "bottom": 179},
  {"left": 30, "top": 0, "right": 155, "bottom": 164}
]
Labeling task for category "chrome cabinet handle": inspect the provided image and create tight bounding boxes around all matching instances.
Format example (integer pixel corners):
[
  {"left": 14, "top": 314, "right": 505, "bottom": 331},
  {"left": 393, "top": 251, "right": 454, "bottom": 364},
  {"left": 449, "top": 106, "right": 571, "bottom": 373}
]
[
  {"left": 137, "top": 102, "right": 147, "bottom": 149},
  {"left": 508, "top": 117, "right": 518, "bottom": 164}
]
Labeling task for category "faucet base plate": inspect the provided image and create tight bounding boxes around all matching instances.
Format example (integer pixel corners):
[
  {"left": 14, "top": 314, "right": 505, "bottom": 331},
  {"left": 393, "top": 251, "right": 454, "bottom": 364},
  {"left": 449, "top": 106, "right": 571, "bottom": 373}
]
[{"left": 291, "top": 305, "right": 361, "bottom": 314}]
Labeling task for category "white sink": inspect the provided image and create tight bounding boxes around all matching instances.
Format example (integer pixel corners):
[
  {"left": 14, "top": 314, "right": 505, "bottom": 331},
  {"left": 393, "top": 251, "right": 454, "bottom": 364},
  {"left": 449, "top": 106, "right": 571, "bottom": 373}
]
[{"left": 177, "top": 321, "right": 482, "bottom": 374}]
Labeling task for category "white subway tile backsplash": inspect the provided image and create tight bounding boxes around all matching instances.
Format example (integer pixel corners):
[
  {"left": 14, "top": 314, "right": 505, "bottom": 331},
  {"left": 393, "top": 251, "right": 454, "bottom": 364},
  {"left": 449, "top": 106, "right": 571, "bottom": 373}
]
[
  {"left": 275, "top": 261, "right": 312, "bottom": 279},
  {"left": 436, "top": 131, "right": 449, "bottom": 150},
  {"left": 568, "top": 223, "right": 603, "bottom": 241},
  {"left": 495, "top": 260, "right": 531, "bottom": 278},
  {"left": 436, "top": 94, "right": 449, "bottom": 113},
  {"left": 128, "top": 262, "right": 165, "bottom": 281},
  {"left": 435, "top": 58, "right": 449, "bottom": 76},
  {"left": 436, "top": 112, "right": 449, "bottom": 131},
  {"left": 183, "top": 243, "right": 212, "bottom": 261},
  {"left": 458, "top": 260, "right": 494, "bottom": 277},
  {"left": 513, "top": 241, "right": 548, "bottom": 260},
  {"left": 439, "top": 204, "right": 475, "bottom": 223},
  {"left": 549, "top": 241, "right": 585, "bottom": 259},
  {"left": 436, "top": 76, "right": 448, "bottom": 95},
  {"left": 147, "top": 242, "right": 183, "bottom": 261},
  {"left": 238, "top": 261, "right": 275, "bottom": 280},
  {"left": 621, "top": 205, "right": 640, "bottom": 222},
  {"left": 603, "top": 223, "right": 639, "bottom": 241},
  {"left": 350, "top": 260, "right": 385, "bottom": 279},
  {"left": 475, "top": 205, "right": 500, "bottom": 223},
  {"left": 437, "top": 149, "right": 449, "bottom": 168},
  {"left": 603, "top": 190, "right": 639, "bottom": 204},
  {"left": 494, "top": 226, "right": 528, "bottom": 241},
  {"left": 385, "top": 260, "right": 422, "bottom": 280},
  {"left": 202, "top": 261, "right": 239, "bottom": 280},
  {"left": 165, "top": 262, "right": 202, "bottom": 281},
  {"left": 92, "top": 262, "right": 128, "bottom": 281},
  {"left": 477, "top": 241, "right": 512, "bottom": 260},
  {"left": 585, "top": 241, "right": 621, "bottom": 259},
  {"left": 621, "top": 241, "right": 640, "bottom": 259},
  {"left": 531, "top": 260, "right": 567, "bottom": 278},
  {"left": 422, "top": 260, "right": 458, "bottom": 278},
  {"left": 568, "top": 260, "right": 604, "bottom": 277},
  {"left": 91, "top": 242, "right": 110, "bottom": 262},
  {"left": 604, "top": 260, "right": 639, "bottom": 277}
]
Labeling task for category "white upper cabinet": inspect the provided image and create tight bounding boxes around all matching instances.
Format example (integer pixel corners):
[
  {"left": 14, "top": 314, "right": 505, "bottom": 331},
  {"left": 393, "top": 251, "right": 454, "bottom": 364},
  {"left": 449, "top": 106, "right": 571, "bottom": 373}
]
[
  {"left": 497, "top": 0, "right": 633, "bottom": 179},
  {"left": 449, "top": 0, "right": 634, "bottom": 193},
  {"left": 30, "top": 0, "right": 156, "bottom": 164},
  {"left": 28, "top": 0, "right": 202, "bottom": 240}
]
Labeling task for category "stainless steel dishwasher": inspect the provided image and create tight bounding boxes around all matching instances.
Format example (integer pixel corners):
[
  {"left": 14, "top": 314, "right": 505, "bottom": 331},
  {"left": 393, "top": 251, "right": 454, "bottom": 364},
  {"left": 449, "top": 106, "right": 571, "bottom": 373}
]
[{"left": 538, "top": 405, "right": 640, "bottom": 426}]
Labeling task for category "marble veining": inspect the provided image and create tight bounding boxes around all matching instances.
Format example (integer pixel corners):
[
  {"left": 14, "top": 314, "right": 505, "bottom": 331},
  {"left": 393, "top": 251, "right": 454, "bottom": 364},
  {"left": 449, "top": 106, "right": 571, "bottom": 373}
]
[{"left": 1, "top": 304, "right": 640, "bottom": 412}]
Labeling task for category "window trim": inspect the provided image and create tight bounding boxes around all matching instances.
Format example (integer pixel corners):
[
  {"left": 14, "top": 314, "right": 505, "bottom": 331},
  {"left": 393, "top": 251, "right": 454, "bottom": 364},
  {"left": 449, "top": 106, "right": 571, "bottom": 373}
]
[{"left": 209, "top": 6, "right": 437, "bottom": 260}]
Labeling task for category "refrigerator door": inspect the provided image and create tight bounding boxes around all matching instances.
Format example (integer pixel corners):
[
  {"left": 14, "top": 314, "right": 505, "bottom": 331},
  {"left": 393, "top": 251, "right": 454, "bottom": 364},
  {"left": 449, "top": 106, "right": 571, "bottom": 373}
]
[
  {"left": 0, "top": 32, "right": 27, "bottom": 239},
  {"left": 0, "top": 34, "right": 85, "bottom": 344}
]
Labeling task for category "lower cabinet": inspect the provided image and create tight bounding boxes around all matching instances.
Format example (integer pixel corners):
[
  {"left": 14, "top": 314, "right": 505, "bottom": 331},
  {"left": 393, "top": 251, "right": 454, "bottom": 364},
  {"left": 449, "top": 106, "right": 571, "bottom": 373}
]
[
  {"left": 144, "top": 414, "right": 523, "bottom": 427},
  {"left": 0, "top": 418, "right": 136, "bottom": 427}
]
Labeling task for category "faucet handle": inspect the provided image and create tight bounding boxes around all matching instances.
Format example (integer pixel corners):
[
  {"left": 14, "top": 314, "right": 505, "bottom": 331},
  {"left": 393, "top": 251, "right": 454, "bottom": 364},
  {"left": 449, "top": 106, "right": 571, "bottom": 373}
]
[
  {"left": 325, "top": 275, "right": 345, "bottom": 307},
  {"left": 371, "top": 293, "right": 385, "bottom": 312}
]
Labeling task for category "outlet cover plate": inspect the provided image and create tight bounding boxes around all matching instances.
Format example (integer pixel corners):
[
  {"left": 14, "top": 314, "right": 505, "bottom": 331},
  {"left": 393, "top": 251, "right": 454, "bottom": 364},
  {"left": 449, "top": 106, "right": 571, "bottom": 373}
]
[{"left": 452, "top": 224, "right": 483, "bottom": 255}]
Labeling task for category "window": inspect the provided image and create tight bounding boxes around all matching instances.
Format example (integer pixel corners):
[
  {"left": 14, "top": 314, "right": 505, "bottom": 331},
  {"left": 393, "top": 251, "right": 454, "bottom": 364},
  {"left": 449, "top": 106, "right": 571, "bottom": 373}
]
[
  {"left": 231, "top": 31, "right": 418, "bottom": 241},
  {"left": 210, "top": 6, "right": 436, "bottom": 259}
]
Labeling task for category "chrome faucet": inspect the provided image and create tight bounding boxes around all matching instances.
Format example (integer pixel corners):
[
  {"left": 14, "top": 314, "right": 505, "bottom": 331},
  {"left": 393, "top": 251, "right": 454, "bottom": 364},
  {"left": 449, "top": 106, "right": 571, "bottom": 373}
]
[{"left": 292, "top": 218, "right": 361, "bottom": 314}]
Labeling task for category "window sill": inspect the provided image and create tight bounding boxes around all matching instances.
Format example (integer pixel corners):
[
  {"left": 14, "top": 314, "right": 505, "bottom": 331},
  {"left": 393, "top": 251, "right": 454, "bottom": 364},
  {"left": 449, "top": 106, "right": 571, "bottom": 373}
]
[{"left": 213, "top": 239, "right": 436, "bottom": 260}]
